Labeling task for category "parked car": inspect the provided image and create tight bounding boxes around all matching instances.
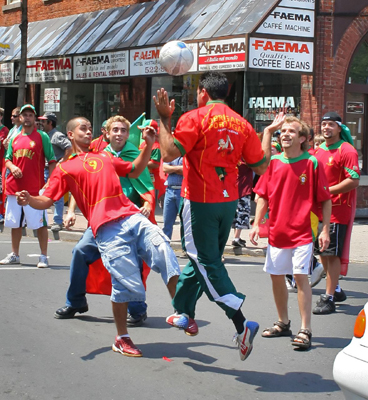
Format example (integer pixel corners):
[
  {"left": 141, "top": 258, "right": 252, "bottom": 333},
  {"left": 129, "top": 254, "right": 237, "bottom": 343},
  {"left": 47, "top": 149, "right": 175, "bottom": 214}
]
[{"left": 333, "top": 301, "right": 368, "bottom": 399}]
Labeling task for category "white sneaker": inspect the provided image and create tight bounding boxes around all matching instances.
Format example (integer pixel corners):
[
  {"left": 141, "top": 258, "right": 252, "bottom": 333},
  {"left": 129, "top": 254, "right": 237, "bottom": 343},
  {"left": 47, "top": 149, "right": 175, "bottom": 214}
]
[
  {"left": 0, "top": 252, "right": 20, "bottom": 265},
  {"left": 309, "top": 262, "right": 324, "bottom": 287},
  {"left": 37, "top": 255, "right": 49, "bottom": 268}
]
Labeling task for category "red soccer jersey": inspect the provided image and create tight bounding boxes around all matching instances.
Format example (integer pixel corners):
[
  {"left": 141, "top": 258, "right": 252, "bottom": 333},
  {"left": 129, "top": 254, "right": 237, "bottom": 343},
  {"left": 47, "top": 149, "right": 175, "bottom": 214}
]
[
  {"left": 314, "top": 140, "right": 360, "bottom": 224},
  {"left": 5, "top": 128, "right": 56, "bottom": 195},
  {"left": 0, "top": 125, "right": 9, "bottom": 160},
  {"left": 173, "top": 101, "right": 265, "bottom": 203},
  {"left": 43, "top": 151, "right": 139, "bottom": 236},
  {"left": 254, "top": 152, "right": 331, "bottom": 249},
  {"left": 90, "top": 136, "right": 108, "bottom": 153}
]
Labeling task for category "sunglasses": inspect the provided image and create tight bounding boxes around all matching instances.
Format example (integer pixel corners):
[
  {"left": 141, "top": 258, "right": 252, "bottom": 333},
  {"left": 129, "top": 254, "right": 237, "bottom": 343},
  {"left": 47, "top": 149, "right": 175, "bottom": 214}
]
[{"left": 11, "top": 114, "right": 20, "bottom": 118}]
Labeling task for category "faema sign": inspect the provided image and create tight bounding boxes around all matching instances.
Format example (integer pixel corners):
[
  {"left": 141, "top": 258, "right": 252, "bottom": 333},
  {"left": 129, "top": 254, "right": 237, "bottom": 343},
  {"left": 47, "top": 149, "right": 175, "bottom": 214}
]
[
  {"left": 248, "top": 37, "right": 313, "bottom": 73},
  {"left": 256, "top": 7, "right": 314, "bottom": 38},
  {"left": 198, "top": 38, "right": 246, "bottom": 71},
  {"left": 279, "top": 0, "right": 315, "bottom": 10},
  {"left": 73, "top": 51, "right": 128, "bottom": 80},
  {"left": 0, "top": 63, "right": 14, "bottom": 84},
  {"left": 26, "top": 58, "right": 72, "bottom": 83},
  {"left": 130, "top": 47, "right": 165, "bottom": 76}
]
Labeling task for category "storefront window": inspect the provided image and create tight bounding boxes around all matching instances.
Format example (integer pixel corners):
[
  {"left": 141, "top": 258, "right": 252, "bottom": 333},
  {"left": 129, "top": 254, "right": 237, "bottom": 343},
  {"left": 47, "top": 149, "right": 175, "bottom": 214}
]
[{"left": 347, "top": 37, "right": 368, "bottom": 85}]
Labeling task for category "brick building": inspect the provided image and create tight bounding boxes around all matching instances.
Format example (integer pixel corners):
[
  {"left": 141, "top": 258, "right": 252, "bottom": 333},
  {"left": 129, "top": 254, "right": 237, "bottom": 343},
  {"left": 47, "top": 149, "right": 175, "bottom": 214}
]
[{"left": 1, "top": 0, "right": 368, "bottom": 213}]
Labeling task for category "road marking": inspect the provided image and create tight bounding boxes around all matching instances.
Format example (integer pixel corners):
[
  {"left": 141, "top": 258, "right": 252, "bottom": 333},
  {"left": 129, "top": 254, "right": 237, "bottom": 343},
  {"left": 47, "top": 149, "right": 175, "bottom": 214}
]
[
  {"left": 0, "top": 240, "right": 65, "bottom": 244},
  {"left": 0, "top": 266, "right": 38, "bottom": 270}
]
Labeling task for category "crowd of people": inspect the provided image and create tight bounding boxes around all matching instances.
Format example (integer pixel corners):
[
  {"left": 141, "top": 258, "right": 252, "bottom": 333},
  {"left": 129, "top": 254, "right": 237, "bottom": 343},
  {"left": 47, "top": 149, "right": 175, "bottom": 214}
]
[{"left": 0, "top": 71, "right": 360, "bottom": 360}]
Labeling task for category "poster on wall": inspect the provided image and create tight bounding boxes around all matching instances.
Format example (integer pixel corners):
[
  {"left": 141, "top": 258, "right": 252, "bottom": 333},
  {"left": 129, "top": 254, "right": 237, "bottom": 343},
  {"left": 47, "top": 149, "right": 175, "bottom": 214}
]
[
  {"left": 279, "top": 0, "right": 315, "bottom": 10},
  {"left": 0, "top": 63, "right": 14, "bottom": 84},
  {"left": 26, "top": 58, "right": 72, "bottom": 83},
  {"left": 248, "top": 37, "right": 313, "bottom": 73},
  {"left": 198, "top": 38, "right": 246, "bottom": 71},
  {"left": 73, "top": 51, "right": 128, "bottom": 80},
  {"left": 256, "top": 7, "right": 314, "bottom": 38},
  {"left": 44, "top": 88, "right": 61, "bottom": 112},
  {"left": 346, "top": 102, "right": 364, "bottom": 114}
]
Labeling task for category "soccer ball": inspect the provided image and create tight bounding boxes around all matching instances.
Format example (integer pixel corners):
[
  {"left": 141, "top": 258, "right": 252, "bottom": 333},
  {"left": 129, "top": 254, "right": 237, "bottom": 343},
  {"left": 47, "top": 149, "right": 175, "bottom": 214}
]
[{"left": 159, "top": 41, "right": 194, "bottom": 76}]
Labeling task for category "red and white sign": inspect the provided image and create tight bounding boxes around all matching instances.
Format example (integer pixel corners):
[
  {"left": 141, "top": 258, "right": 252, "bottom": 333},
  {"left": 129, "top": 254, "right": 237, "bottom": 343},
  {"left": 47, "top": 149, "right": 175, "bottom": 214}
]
[
  {"left": 198, "top": 38, "right": 246, "bottom": 71},
  {"left": 248, "top": 37, "right": 313, "bottom": 73},
  {"left": 0, "top": 63, "right": 14, "bottom": 84},
  {"left": 26, "top": 58, "right": 72, "bottom": 83},
  {"left": 44, "top": 88, "right": 61, "bottom": 112},
  {"left": 130, "top": 47, "right": 166, "bottom": 76},
  {"left": 279, "top": 0, "right": 315, "bottom": 10},
  {"left": 73, "top": 51, "right": 128, "bottom": 80}
]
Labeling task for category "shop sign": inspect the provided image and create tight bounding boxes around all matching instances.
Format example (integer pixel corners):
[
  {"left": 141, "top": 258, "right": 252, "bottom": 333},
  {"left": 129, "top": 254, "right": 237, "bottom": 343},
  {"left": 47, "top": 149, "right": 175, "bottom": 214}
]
[
  {"left": 0, "top": 42, "right": 14, "bottom": 57},
  {"left": 346, "top": 102, "right": 364, "bottom": 114},
  {"left": 279, "top": 0, "right": 315, "bottom": 10},
  {"left": 248, "top": 96, "right": 295, "bottom": 109},
  {"left": 198, "top": 38, "right": 246, "bottom": 71},
  {"left": 256, "top": 7, "right": 314, "bottom": 38},
  {"left": 130, "top": 46, "right": 165, "bottom": 76},
  {"left": 0, "top": 63, "right": 14, "bottom": 84},
  {"left": 248, "top": 37, "right": 313, "bottom": 73},
  {"left": 73, "top": 51, "right": 128, "bottom": 80},
  {"left": 44, "top": 88, "right": 61, "bottom": 112},
  {"left": 26, "top": 57, "right": 72, "bottom": 83}
]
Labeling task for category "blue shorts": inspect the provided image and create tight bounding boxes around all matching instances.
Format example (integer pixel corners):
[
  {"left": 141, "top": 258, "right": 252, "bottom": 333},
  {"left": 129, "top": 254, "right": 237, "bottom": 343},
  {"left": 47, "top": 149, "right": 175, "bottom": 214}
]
[{"left": 95, "top": 213, "right": 181, "bottom": 303}]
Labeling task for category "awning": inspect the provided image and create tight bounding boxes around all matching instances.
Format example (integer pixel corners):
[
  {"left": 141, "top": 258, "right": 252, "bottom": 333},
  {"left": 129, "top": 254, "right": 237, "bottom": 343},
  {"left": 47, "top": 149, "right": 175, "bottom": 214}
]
[{"left": 0, "top": 0, "right": 278, "bottom": 62}]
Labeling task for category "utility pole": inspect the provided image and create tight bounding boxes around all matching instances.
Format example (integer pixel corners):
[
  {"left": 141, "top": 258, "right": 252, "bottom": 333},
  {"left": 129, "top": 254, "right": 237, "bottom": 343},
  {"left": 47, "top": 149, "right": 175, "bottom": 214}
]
[{"left": 17, "top": 0, "right": 27, "bottom": 106}]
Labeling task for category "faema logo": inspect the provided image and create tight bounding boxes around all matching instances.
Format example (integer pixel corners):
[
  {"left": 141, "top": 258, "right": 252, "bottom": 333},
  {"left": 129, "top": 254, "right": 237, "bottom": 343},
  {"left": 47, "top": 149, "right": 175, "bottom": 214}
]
[
  {"left": 133, "top": 49, "right": 160, "bottom": 61},
  {"left": 199, "top": 41, "right": 246, "bottom": 55},
  {"left": 270, "top": 11, "right": 311, "bottom": 22},
  {"left": 27, "top": 58, "right": 72, "bottom": 71},
  {"left": 76, "top": 55, "right": 110, "bottom": 66},
  {"left": 251, "top": 39, "right": 310, "bottom": 53}
]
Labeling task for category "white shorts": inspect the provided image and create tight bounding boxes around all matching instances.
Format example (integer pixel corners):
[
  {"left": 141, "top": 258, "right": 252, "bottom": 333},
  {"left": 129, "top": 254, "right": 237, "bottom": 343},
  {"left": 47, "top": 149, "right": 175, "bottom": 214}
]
[
  {"left": 264, "top": 243, "right": 313, "bottom": 275},
  {"left": 4, "top": 195, "right": 48, "bottom": 230}
]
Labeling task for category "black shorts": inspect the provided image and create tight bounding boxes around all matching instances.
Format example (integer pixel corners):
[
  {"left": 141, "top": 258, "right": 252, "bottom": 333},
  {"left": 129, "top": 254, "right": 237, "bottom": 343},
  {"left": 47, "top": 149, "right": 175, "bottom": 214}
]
[{"left": 314, "top": 222, "right": 348, "bottom": 258}]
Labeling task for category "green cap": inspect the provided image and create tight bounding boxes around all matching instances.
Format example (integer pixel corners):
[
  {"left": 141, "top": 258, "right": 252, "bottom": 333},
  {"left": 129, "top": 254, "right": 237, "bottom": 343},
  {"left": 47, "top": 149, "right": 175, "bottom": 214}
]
[
  {"left": 102, "top": 120, "right": 107, "bottom": 128},
  {"left": 20, "top": 104, "right": 37, "bottom": 115}
]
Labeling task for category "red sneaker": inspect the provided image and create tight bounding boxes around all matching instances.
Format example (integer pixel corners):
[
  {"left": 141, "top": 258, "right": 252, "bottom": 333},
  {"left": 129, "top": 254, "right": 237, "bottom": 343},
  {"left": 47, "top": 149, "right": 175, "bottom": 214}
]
[
  {"left": 112, "top": 336, "right": 142, "bottom": 357},
  {"left": 185, "top": 318, "right": 199, "bottom": 336}
]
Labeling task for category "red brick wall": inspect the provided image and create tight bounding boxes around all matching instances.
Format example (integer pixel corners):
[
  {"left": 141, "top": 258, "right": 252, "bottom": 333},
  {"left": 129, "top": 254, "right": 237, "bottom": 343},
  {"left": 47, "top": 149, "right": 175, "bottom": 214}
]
[{"left": 1, "top": 0, "right": 153, "bottom": 26}]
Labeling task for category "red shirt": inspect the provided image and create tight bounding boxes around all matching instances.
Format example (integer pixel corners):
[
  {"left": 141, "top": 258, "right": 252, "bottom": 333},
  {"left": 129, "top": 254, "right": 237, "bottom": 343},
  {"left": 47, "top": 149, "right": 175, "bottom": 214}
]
[
  {"left": 314, "top": 140, "right": 360, "bottom": 224},
  {"left": 5, "top": 128, "right": 56, "bottom": 195},
  {"left": 43, "top": 152, "right": 139, "bottom": 236},
  {"left": 174, "top": 101, "right": 265, "bottom": 203},
  {"left": 254, "top": 152, "right": 331, "bottom": 248},
  {"left": 90, "top": 136, "right": 108, "bottom": 153},
  {"left": 0, "top": 125, "right": 9, "bottom": 160}
]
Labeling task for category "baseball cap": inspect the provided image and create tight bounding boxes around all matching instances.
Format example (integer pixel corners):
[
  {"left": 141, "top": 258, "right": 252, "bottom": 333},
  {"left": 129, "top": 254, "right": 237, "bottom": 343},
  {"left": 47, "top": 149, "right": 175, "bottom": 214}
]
[
  {"left": 38, "top": 112, "right": 57, "bottom": 123},
  {"left": 137, "top": 119, "right": 159, "bottom": 134},
  {"left": 321, "top": 111, "right": 342, "bottom": 125},
  {"left": 101, "top": 120, "right": 107, "bottom": 129},
  {"left": 20, "top": 104, "right": 37, "bottom": 115}
]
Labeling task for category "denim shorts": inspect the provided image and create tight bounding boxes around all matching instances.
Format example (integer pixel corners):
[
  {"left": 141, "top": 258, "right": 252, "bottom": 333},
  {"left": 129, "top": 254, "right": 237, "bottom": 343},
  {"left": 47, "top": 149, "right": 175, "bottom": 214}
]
[{"left": 95, "top": 213, "right": 181, "bottom": 303}]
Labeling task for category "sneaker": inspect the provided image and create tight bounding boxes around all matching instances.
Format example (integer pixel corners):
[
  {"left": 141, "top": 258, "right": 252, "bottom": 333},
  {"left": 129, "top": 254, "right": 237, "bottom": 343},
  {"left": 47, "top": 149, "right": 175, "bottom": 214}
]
[
  {"left": 334, "top": 288, "right": 347, "bottom": 302},
  {"left": 185, "top": 318, "right": 199, "bottom": 336},
  {"left": 309, "top": 262, "right": 324, "bottom": 287},
  {"left": 285, "top": 276, "right": 297, "bottom": 293},
  {"left": 112, "top": 336, "right": 142, "bottom": 357},
  {"left": 239, "top": 238, "right": 246, "bottom": 246},
  {"left": 166, "top": 312, "right": 189, "bottom": 329},
  {"left": 232, "top": 239, "right": 245, "bottom": 248},
  {"left": 0, "top": 252, "right": 20, "bottom": 265},
  {"left": 37, "top": 255, "right": 49, "bottom": 268},
  {"left": 127, "top": 312, "right": 147, "bottom": 326},
  {"left": 233, "top": 320, "right": 259, "bottom": 361},
  {"left": 313, "top": 294, "right": 335, "bottom": 315},
  {"left": 51, "top": 223, "right": 63, "bottom": 232}
]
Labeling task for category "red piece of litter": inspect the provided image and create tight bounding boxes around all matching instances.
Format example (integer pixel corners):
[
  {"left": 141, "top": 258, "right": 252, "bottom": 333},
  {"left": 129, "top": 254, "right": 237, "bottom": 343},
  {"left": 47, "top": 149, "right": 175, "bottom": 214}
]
[{"left": 162, "top": 356, "right": 173, "bottom": 362}]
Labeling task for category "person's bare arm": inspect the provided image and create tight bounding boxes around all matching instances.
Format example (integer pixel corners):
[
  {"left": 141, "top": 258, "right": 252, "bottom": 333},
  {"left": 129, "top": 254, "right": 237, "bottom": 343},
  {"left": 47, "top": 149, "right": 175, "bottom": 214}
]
[
  {"left": 249, "top": 197, "right": 268, "bottom": 246},
  {"left": 64, "top": 195, "right": 77, "bottom": 229},
  {"left": 329, "top": 178, "right": 359, "bottom": 195},
  {"left": 318, "top": 199, "right": 331, "bottom": 252},
  {"left": 162, "top": 164, "right": 183, "bottom": 175},
  {"left": 128, "top": 129, "right": 155, "bottom": 178},
  {"left": 5, "top": 159, "right": 22, "bottom": 179},
  {"left": 16, "top": 190, "right": 53, "bottom": 209}
]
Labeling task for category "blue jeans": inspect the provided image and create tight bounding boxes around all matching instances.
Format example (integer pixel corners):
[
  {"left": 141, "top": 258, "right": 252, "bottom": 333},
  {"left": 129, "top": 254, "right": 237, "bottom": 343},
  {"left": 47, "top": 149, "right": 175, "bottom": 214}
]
[
  {"left": 44, "top": 168, "right": 64, "bottom": 225},
  {"left": 95, "top": 214, "right": 180, "bottom": 303},
  {"left": 163, "top": 187, "right": 182, "bottom": 239},
  {"left": 66, "top": 226, "right": 148, "bottom": 318}
]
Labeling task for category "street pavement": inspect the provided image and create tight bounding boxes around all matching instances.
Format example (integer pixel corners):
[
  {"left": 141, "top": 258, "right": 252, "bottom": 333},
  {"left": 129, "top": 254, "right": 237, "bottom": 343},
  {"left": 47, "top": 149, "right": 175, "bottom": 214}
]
[{"left": 0, "top": 209, "right": 367, "bottom": 399}]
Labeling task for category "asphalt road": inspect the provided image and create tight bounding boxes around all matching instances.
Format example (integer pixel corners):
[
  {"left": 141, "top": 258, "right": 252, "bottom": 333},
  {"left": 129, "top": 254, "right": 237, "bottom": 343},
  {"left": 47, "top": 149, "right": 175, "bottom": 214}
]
[{"left": 0, "top": 233, "right": 367, "bottom": 400}]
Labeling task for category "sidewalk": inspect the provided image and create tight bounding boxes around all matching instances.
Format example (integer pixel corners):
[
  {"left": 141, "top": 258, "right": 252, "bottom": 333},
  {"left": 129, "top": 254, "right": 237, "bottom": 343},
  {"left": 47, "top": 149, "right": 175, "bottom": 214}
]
[{"left": 40, "top": 206, "right": 368, "bottom": 263}]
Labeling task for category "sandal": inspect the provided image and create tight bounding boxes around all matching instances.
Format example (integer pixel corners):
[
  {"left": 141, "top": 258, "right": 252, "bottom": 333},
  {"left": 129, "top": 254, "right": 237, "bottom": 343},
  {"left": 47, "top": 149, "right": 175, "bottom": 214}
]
[
  {"left": 292, "top": 329, "right": 312, "bottom": 349},
  {"left": 262, "top": 320, "right": 292, "bottom": 338}
]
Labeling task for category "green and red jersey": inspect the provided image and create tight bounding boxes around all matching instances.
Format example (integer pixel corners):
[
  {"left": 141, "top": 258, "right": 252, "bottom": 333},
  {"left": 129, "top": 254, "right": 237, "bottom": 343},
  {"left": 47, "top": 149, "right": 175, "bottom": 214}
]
[
  {"left": 173, "top": 101, "right": 265, "bottom": 203},
  {"left": 5, "top": 128, "right": 56, "bottom": 195},
  {"left": 43, "top": 151, "right": 139, "bottom": 236},
  {"left": 314, "top": 140, "right": 360, "bottom": 224},
  {"left": 254, "top": 152, "right": 331, "bottom": 249},
  {"left": 90, "top": 135, "right": 108, "bottom": 153},
  {"left": 0, "top": 125, "right": 9, "bottom": 160}
]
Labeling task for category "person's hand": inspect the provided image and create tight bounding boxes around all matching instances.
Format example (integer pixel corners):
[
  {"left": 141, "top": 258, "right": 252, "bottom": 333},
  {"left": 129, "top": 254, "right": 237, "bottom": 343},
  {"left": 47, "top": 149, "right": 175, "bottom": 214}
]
[
  {"left": 15, "top": 190, "right": 30, "bottom": 206},
  {"left": 249, "top": 225, "right": 260, "bottom": 246},
  {"left": 11, "top": 165, "right": 23, "bottom": 179},
  {"left": 265, "top": 112, "right": 286, "bottom": 134},
  {"left": 153, "top": 88, "right": 175, "bottom": 119},
  {"left": 141, "top": 126, "right": 156, "bottom": 147},
  {"left": 139, "top": 202, "right": 151, "bottom": 218},
  {"left": 158, "top": 194, "right": 165, "bottom": 209},
  {"left": 64, "top": 212, "right": 76, "bottom": 230},
  {"left": 318, "top": 230, "right": 330, "bottom": 253}
]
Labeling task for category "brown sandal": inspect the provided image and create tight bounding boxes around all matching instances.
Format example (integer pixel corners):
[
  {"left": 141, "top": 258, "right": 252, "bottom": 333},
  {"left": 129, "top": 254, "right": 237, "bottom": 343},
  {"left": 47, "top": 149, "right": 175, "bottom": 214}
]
[
  {"left": 262, "top": 320, "right": 292, "bottom": 338},
  {"left": 292, "top": 329, "right": 312, "bottom": 349}
]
